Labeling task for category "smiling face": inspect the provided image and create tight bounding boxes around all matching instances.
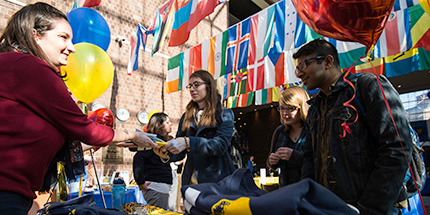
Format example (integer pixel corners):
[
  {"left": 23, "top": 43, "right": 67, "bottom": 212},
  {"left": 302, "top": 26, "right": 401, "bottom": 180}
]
[
  {"left": 295, "top": 55, "right": 328, "bottom": 91},
  {"left": 188, "top": 76, "right": 208, "bottom": 108},
  {"left": 35, "top": 18, "right": 75, "bottom": 67}
]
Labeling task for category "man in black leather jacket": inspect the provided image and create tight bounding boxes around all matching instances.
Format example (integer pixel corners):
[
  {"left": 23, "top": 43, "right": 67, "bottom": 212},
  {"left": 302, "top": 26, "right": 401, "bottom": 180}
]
[{"left": 294, "top": 38, "right": 412, "bottom": 215}]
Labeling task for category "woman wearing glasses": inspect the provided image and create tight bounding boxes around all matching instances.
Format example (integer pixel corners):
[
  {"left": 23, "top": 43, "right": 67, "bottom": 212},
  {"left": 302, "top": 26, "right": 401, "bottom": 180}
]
[
  {"left": 155, "top": 70, "right": 236, "bottom": 185},
  {"left": 266, "top": 86, "right": 310, "bottom": 187}
]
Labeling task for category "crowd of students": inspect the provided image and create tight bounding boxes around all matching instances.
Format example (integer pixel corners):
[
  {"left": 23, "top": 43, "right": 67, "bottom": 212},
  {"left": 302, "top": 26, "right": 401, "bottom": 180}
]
[{"left": 0, "top": 2, "right": 415, "bottom": 215}]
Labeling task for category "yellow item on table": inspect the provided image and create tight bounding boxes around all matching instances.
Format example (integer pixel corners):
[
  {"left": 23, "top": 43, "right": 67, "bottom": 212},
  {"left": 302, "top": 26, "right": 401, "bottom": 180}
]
[
  {"left": 124, "top": 203, "right": 182, "bottom": 215},
  {"left": 253, "top": 176, "right": 279, "bottom": 188}
]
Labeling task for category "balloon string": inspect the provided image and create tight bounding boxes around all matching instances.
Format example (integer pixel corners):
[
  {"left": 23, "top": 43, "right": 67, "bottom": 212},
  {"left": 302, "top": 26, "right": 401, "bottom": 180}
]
[{"left": 339, "top": 59, "right": 359, "bottom": 138}]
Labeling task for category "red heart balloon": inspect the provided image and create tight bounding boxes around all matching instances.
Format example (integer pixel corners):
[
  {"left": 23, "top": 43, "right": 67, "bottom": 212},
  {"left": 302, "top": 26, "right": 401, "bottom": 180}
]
[
  {"left": 292, "top": 0, "right": 395, "bottom": 51},
  {"left": 88, "top": 108, "right": 114, "bottom": 128}
]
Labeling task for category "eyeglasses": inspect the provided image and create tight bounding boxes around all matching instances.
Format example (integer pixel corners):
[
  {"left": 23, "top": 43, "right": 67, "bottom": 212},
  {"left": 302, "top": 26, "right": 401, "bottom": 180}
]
[
  {"left": 186, "top": 81, "right": 207, "bottom": 90},
  {"left": 277, "top": 106, "right": 298, "bottom": 113},
  {"left": 295, "top": 56, "right": 326, "bottom": 74}
]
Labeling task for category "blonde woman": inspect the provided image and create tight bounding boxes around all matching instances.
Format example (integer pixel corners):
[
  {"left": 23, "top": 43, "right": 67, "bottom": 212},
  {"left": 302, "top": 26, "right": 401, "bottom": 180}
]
[{"left": 267, "top": 86, "right": 310, "bottom": 187}]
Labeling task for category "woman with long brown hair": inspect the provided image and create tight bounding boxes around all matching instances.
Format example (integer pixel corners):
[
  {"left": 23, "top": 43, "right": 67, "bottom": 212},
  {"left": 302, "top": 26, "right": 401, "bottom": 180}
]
[{"left": 155, "top": 70, "right": 236, "bottom": 185}]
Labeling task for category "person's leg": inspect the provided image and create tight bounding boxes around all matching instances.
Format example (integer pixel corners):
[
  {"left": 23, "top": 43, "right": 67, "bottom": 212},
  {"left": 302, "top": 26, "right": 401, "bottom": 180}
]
[
  {"left": 0, "top": 191, "right": 33, "bottom": 215},
  {"left": 142, "top": 189, "right": 169, "bottom": 210}
]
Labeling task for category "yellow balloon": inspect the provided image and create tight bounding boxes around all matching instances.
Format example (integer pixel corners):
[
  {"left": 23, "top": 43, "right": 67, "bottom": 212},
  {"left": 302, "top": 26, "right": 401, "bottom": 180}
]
[
  {"left": 148, "top": 110, "right": 161, "bottom": 121},
  {"left": 61, "top": 43, "right": 114, "bottom": 103},
  {"left": 420, "top": 0, "right": 430, "bottom": 15}
]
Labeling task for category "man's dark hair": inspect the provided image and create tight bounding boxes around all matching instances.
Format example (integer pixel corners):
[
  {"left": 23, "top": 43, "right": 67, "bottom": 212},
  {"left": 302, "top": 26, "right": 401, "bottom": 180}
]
[{"left": 293, "top": 38, "right": 340, "bottom": 68}]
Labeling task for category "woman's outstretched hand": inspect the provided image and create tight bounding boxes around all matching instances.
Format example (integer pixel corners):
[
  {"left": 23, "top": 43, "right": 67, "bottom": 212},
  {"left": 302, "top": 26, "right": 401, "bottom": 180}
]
[{"left": 164, "top": 138, "right": 187, "bottom": 154}]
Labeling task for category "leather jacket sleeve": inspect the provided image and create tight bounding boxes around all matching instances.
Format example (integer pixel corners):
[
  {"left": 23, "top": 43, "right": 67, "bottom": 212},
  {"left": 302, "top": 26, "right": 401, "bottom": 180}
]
[{"left": 356, "top": 74, "right": 412, "bottom": 215}]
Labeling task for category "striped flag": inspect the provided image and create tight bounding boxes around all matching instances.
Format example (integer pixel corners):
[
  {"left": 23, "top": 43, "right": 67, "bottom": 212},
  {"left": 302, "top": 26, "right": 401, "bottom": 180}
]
[
  {"left": 250, "top": 4, "right": 275, "bottom": 63},
  {"left": 169, "top": 0, "right": 192, "bottom": 46},
  {"left": 226, "top": 96, "right": 235, "bottom": 108},
  {"left": 255, "top": 88, "right": 274, "bottom": 105},
  {"left": 166, "top": 53, "right": 182, "bottom": 93},
  {"left": 206, "top": 37, "right": 216, "bottom": 77},
  {"left": 254, "top": 87, "right": 281, "bottom": 106},
  {"left": 213, "top": 31, "right": 228, "bottom": 79},
  {"left": 201, "top": 39, "right": 210, "bottom": 71},
  {"left": 127, "top": 24, "right": 146, "bottom": 75},
  {"left": 374, "top": 8, "right": 412, "bottom": 58},
  {"left": 169, "top": 0, "right": 226, "bottom": 46},
  {"left": 182, "top": 48, "right": 190, "bottom": 89},
  {"left": 247, "top": 5, "right": 275, "bottom": 92},
  {"left": 410, "top": 4, "right": 430, "bottom": 50},
  {"left": 189, "top": 44, "right": 202, "bottom": 73},
  {"left": 237, "top": 92, "right": 254, "bottom": 108},
  {"left": 385, "top": 48, "right": 420, "bottom": 77}
]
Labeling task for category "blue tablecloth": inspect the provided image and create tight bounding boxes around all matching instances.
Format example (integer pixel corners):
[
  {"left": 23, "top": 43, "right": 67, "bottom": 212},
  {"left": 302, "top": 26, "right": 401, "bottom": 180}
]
[{"left": 68, "top": 189, "right": 137, "bottom": 208}]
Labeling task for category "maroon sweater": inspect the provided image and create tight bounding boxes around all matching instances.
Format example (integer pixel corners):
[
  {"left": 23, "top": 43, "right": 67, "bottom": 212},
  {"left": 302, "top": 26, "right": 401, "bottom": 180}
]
[{"left": 0, "top": 52, "right": 114, "bottom": 199}]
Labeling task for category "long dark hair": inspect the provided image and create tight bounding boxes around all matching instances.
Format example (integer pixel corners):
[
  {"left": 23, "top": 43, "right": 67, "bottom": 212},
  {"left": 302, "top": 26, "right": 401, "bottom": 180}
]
[
  {"left": 147, "top": 112, "right": 170, "bottom": 141},
  {"left": 181, "top": 70, "right": 222, "bottom": 132},
  {"left": 0, "top": 2, "right": 68, "bottom": 71}
]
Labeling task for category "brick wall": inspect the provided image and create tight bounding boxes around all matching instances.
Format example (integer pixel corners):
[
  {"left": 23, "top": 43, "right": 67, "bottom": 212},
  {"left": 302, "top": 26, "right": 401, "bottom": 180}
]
[{"left": 0, "top": 0, "right": 228, "bottom": 182}]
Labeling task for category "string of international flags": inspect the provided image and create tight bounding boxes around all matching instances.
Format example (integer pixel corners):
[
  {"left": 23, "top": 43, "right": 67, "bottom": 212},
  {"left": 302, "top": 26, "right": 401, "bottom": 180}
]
[
  {"left": 126, "top": 0, "right": 430, "bottom": 108},
  {"left": 127, "top": 0, "right": 228, "bottom": 75}
]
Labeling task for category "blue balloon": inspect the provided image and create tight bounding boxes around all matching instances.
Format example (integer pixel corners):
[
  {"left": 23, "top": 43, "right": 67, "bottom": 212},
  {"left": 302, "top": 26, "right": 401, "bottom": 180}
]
[{"left": 67, "top": 7, "right": 111, "bottom": 51}]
